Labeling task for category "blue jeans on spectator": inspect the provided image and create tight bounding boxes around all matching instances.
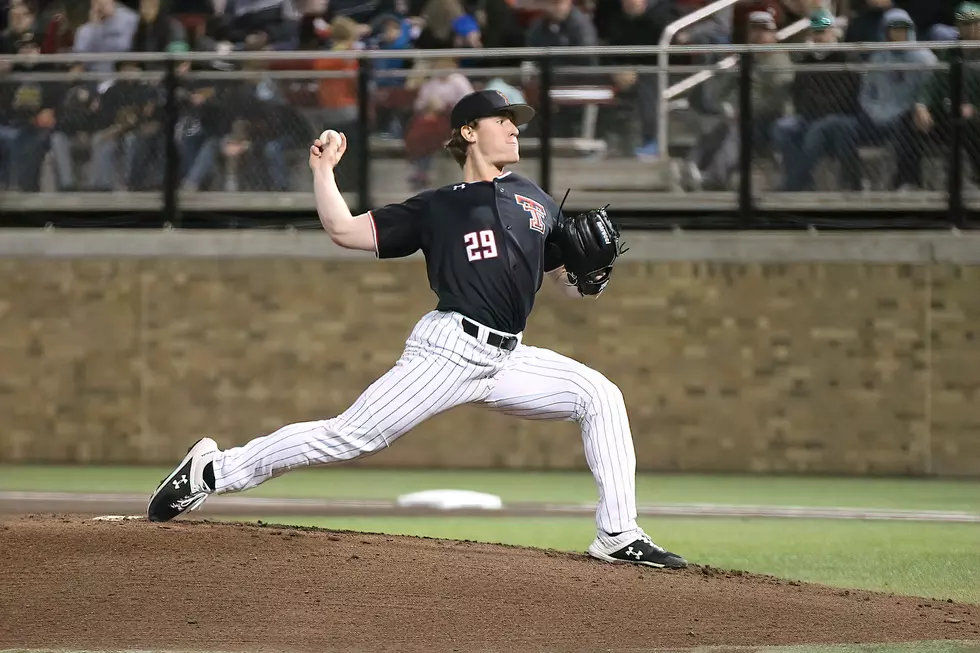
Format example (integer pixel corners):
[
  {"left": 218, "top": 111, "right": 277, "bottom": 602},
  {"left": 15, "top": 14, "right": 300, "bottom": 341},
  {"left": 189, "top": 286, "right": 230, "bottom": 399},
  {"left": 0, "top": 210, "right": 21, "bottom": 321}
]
[
  {"left": 180, "top": 135, "right": 291, "bottom": 191},
  {"left": 774, "top": 115, "right": 838, "bottom": 191},
  {"left": 778, "top": 113, "right": 872, "bottom": 191},
  {"left": 834, "top": 111, "right": 921, "bottom": 190},
  {"left": 10, "top": 127, "right": 74, "bottom": 191},
  {"left": 181, "top": 135, "right": 219, "bottom": 190},
  {"left": 261, "top": 137, "right": 290, "bottom": 191},
  {"left": 0, "top": 125, "right": 18, "bottom": 187},
  {"left": 89, "top": 130, "right": 127, "bottom": 191},
  {"left": 126, "top": 130, "right": 166, "bottom": 190}
]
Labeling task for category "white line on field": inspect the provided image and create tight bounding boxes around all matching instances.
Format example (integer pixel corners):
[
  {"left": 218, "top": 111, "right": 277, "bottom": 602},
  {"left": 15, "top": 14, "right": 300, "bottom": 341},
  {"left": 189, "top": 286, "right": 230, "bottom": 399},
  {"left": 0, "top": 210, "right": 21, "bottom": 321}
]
[{"left": 0, "top": 492, "right": 977, "bottom": 522}]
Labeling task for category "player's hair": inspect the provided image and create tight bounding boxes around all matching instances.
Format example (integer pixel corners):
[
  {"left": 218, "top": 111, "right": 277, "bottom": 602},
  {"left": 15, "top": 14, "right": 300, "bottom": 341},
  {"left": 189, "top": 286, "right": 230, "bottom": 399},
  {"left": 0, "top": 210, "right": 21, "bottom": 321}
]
[
  {"left": 444, "top": 111, "right": 517, "bottom": 169},
  {"left": 444, "top": 122, "right": 475, "bottom": 169}
]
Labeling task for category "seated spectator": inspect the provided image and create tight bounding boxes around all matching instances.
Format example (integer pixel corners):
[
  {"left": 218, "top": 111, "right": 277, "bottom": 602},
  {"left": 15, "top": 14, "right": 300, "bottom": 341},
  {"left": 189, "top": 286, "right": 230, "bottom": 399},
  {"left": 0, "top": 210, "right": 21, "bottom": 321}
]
[
  {"left": 846, "top": 0, "right": 957, "bottom": 47},
  {"left": 601, "top": 0, "right": 671, "bottom": 158},
  {"left": 775, "top": 9, "right": 861, "bottom": 190},
  {"left": 309, "top": 15, "right": 362, "bottom": 191},
  {"left": 73, "top": 0, "right": 140, "bottom": 73},
  {"left": 473, "top": 0, "right": 524, "bottom": 65},
  {"left": 845, "top": 0, "right": 891, "bottom": 46},
  {"left": 313, "top": 16, "right": 360, "bottom": 129},
  {"left": 684, "top": 11, "right": 793, "bottom": 190},
  {"left": 37, "top": 1, "right": 77, "bottom": 54},
  {"left": 4, "top": 32, "right": 71, "bottom": 191},
  {"left": 87, "top": 59, "right": 161, "bottom": 190},
  {"left": 403, "top": 57, "right": 473, "bottom": 189},
  {"left": 451, "top": 12, "right": 485, "bottom": 66},
  {"left": 525, "top": 0, "right": 598, "bottom": 67},
  {"left": 177, "top": 52, "right": 243, "bottom": 191},
  {"left": 910, "top": 2, "right": 980, "bottom": 183},
  {"left": 824, "top": 8, "right": 937, "bottom": 189},
  {"left": 367, "top": 12, "right": 415, "bottom": 136},
  {"left": 131, "top": 0, "right": 188, "bottom": 56},
  {"left": 414, "top": 0, "right": 465, "bottom": 48},
  {"left": 1, "top": 0, "right": 36, "bottom": 53},
  {"left": 46, "top": 61, "right": 105, "bottom": 191},
  {"left": 525, "top": 0, "right": 598, "bottom": 137},
  {"left": 215, "top": 42, "right": 311, "bottom": 191},
  {"left": 368, "top": 11, "right": 414, "bottom": 88}
]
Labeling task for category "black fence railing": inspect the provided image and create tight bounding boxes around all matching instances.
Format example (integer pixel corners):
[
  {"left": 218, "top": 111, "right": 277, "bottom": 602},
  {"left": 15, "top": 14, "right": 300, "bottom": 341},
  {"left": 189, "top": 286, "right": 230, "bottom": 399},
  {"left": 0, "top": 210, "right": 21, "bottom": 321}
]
[{"left": 0, "top": 42, "right": 978, "bottom": 229}]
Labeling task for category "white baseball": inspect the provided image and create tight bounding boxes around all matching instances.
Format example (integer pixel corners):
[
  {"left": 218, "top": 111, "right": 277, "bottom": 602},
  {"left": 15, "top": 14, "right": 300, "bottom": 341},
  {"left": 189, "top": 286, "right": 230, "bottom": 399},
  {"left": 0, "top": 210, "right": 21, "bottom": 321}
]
[{"left": 319, "top": 129, "right": 341, "bottom": 147}]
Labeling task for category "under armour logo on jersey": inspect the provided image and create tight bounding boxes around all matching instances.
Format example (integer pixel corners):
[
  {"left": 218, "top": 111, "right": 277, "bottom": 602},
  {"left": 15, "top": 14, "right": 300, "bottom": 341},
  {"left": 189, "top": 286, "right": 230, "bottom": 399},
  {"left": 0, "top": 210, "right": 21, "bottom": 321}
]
[
  {"left": 453, "top": 183, "right": 467, "bottom": 191},
  {"left": 625, "top": 546, "right": 642, "bottom": 559},
  {"left": 173, "top": 475, "right": 188, "bottom": 490},
  {"left": 514, "top": 194, "right": 546, "bottom": 234}
]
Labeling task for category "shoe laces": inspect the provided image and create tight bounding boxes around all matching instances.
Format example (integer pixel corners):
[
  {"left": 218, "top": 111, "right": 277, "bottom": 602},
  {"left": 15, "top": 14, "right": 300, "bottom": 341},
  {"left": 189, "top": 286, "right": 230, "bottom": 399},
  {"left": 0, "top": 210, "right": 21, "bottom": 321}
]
[{"left": 638, "top": 532, "right": 666, "bottom": 553}]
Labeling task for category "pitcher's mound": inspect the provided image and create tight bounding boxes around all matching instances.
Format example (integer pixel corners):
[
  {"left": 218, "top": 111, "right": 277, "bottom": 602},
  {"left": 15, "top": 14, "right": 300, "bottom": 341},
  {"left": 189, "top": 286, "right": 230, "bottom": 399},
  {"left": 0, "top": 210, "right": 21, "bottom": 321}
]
[{"left": 1, "top": 515, "right": 977, "bottom": 652}]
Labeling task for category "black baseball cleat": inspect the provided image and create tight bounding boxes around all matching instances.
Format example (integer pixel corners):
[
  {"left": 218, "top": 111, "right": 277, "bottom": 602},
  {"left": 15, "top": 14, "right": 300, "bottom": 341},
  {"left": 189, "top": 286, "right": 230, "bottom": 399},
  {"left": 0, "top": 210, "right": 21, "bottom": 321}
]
[
  {"left": 588, "top": 529, "right": 689, "bottom": 569},
  {"left": 146, "top": 438, "right": 218, "bottom": 522}
]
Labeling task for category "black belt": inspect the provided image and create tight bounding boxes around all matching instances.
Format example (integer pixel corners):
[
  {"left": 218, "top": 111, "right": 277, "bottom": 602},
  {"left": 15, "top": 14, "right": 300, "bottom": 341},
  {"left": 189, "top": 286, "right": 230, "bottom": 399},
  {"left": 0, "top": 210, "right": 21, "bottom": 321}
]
[{"left": 462, "top": 318, "right": 518, "bottom": 351}]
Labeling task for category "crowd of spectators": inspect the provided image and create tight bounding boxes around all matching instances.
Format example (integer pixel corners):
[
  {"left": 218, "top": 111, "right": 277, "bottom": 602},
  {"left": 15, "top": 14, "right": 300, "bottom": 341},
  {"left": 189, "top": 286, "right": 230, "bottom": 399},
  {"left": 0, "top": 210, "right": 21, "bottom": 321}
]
[
  {"left": 0, "top": 0, "right": 972, "bottom": 193},
  {"left": 683, "top": 0, "right": 976, "bottom": 192}
]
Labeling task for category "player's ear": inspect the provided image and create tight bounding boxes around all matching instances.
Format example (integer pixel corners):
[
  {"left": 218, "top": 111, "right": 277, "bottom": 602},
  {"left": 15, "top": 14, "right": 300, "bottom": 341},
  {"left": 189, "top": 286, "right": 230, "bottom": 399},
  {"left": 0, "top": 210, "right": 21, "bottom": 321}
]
[{"left": 461, "top": 122, "right": 477, "bottom": 144}]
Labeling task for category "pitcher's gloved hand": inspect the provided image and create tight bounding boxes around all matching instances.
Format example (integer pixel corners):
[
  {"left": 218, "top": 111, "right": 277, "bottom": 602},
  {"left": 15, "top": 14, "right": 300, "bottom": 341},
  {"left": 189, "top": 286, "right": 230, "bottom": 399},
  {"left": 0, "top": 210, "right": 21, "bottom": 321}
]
[{"left": 555, "top": 205, "right": 628, "bottom": 296}]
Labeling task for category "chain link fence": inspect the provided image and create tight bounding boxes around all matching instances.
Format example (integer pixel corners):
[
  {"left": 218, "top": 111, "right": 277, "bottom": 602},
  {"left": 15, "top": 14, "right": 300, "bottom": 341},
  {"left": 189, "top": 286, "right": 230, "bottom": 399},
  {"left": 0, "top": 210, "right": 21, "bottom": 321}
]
[
  {"left": 1, "top": 66, "right": 166, "bottom": 192},
  {"left": 176, "top": 65, "right": 343, "bottom": 194},
  {"left": 0, "top": 45, "right": 977, "bottom": 221}
]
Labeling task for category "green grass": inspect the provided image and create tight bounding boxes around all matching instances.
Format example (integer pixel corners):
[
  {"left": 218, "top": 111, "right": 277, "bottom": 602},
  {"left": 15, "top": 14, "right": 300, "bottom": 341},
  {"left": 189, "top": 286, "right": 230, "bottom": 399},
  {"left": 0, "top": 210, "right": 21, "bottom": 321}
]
[
  {"left": 737, "top": 645, "right": 980, "bottom": 653},
  {"left": 2, "top": 466, "right": 979, "bottom": 512},
  {"left": 227, "top": 514, "right": 980, "bottom": 605}
]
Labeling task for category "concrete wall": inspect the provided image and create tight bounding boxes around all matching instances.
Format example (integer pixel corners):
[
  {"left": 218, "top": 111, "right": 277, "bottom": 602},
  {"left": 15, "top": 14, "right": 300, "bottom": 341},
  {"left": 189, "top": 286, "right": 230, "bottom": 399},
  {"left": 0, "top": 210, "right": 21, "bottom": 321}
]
[{"left": 2, "top": 230, "right": 979, "bottom": 476}]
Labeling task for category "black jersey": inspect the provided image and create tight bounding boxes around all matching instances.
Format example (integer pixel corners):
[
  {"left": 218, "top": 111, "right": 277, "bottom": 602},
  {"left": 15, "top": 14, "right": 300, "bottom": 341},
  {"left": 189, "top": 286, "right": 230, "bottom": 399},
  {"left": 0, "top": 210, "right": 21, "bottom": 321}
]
[{"left": 368, "top": 171, "right": 565, "bottom": 334}]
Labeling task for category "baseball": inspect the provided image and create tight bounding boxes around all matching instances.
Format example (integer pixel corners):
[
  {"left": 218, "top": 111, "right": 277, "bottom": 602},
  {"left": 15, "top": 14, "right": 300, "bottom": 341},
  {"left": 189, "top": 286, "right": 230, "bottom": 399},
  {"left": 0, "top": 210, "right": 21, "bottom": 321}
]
[{"left": 318, "top": 129, "right": 341, "bottom": 147}]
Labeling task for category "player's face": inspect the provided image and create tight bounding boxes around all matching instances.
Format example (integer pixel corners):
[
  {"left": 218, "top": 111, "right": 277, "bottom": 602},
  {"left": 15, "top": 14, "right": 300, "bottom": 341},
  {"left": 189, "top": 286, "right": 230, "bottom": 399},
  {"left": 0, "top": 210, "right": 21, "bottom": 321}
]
[{"left": 473, "top": 114, "right": 520, "bottom": 166}]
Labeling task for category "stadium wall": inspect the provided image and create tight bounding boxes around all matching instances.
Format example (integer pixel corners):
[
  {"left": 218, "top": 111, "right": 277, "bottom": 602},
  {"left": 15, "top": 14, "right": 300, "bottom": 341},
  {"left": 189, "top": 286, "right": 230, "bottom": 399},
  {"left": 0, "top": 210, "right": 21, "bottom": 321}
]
[{"left": 1, "top": 229, "right": 978, "bottom": 476}]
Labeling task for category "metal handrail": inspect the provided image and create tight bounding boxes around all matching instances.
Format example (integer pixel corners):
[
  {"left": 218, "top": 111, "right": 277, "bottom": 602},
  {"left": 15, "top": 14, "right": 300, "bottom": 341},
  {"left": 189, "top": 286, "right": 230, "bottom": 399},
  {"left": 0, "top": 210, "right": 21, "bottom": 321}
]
[
  {"left": 655, "top": 3, "right": 818, "bottom": 161},
  {"left": 655, "top": 0, "right": 742, "bottom": 156},
  {"left": 0, "top": 39, "right": 974, "bottom": 66},
  {"left": 662, "top": 18, "right": 810, "bottom": 102}
]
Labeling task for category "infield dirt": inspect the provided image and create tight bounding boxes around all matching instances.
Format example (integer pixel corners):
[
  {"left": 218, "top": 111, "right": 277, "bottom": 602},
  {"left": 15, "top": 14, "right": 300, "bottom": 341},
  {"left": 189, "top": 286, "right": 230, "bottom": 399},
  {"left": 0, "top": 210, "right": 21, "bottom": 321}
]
[{"left": 1, "top": 515, "right": 978, "bottom": 652}]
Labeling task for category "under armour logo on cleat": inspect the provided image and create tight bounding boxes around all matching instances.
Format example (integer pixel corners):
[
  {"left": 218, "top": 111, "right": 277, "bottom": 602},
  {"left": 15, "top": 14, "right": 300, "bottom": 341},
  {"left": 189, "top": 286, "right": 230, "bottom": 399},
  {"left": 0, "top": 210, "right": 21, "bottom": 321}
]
[
  {"left": 625, "top": 546, "right": 642, "bottom": 559},
  {"left": 173, "top": 475, "right": 188, "bottom": 490}
]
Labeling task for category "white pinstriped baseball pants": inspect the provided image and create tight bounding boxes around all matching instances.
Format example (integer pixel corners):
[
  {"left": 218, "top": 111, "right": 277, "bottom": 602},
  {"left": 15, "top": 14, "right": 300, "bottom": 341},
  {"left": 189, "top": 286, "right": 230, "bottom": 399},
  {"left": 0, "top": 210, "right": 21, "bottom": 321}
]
[{"left": 212, "top": 310, "right": 638, "bottom": 535}]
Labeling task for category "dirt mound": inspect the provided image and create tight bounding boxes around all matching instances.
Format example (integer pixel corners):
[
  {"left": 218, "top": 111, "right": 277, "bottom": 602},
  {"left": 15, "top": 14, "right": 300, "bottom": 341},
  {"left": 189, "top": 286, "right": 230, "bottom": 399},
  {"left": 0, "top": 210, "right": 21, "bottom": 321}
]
[{"left": 1, "top": 515, "right": 977, "bottom": 653}]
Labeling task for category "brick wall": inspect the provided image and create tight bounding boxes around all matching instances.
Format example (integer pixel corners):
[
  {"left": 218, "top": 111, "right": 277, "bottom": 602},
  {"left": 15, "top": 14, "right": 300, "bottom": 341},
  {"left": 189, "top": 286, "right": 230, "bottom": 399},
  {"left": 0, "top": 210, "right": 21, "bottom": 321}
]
[{"left": 1, "top": 232, "right": 977, "bottom": 475}]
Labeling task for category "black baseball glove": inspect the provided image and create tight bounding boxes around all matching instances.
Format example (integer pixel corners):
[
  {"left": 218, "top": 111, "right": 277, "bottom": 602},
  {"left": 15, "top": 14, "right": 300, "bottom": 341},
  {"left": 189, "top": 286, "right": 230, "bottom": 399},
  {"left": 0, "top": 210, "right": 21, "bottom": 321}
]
[{"left": 554, "top": 205, "right": 627, "bottom": 296}]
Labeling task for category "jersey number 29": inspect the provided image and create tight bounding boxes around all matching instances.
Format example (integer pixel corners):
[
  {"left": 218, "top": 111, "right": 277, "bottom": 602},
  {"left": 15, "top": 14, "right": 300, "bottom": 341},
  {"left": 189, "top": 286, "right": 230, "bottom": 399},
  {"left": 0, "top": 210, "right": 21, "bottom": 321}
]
[{"left": 464, "top": 230, "right": 498, "bottom": 262}]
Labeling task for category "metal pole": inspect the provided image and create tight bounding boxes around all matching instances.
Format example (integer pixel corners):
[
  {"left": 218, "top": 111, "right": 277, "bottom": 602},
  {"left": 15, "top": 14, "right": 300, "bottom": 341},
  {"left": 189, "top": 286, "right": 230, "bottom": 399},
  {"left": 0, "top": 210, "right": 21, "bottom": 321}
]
[
  {"left": 738, "top": 51, "right": 753, "bottom": 228},
  {"left": 162, "top": 57, "right": 180, "bottom": 227},
  {"left": 948, "top": 46, "right": 964, "bottom": 229},
  {"left": 539, "top": 55, "right": 553, "bottom": 195},
  {"left": 356, "top": 57, "right": 371, "bottom": 213},
  {"left": 656, "top": 48, "right": 669, "bottom": 162}
]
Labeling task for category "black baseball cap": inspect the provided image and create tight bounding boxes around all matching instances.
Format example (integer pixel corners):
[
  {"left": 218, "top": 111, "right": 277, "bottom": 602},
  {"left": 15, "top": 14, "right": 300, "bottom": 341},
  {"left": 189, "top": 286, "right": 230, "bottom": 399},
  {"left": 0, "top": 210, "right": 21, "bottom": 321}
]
[{"left": 450, "top": 89, "right": 536, "bottom": 130}]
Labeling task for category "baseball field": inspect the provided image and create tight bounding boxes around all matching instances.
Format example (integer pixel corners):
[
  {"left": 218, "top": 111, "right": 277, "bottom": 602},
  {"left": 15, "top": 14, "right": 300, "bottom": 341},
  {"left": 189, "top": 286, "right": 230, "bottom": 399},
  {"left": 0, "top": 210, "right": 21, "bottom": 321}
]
[{"left": 0, "top": 467, "right": 978, "bottom": 653}]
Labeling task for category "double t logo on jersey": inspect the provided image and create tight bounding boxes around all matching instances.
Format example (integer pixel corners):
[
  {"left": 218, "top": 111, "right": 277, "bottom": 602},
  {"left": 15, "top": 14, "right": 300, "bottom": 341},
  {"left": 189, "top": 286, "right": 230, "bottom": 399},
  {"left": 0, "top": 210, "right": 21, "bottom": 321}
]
[{"left": 514, "top": 194, "right": 546, "bottom": 234}]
